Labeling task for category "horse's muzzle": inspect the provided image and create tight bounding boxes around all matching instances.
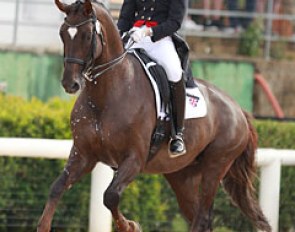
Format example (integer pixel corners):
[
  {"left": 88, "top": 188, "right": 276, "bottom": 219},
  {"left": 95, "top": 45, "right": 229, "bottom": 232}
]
[{"left": 62, "top": 74, "right": 83, "bottom": 94}]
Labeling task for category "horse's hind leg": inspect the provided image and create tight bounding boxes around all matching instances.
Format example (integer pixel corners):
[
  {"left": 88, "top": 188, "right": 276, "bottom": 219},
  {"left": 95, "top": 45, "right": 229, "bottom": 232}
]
[
  {"left": 190, "top": 175, "right": 219, "bottom": 232},
  {"left": 37, "top": 146, "right": 96, "bottom": 232},
  {"left": 103, "top": 154, "right": 142, "bottom": 232},
  {"left": 189, "top": 151, "right": 240, "bottom": 232},
  {"left": 165, "top": 156, "right": 233, "bottom": 232},
  {"left": 164, "top": 165, "right": 204, "bottom": 229}
]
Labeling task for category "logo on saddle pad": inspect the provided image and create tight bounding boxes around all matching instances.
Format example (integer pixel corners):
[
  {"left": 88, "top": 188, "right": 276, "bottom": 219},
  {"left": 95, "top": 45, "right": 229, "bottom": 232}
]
[
  {"left": 185, "top": 88, "right": 207, "bottom": 119},
  {"left": 188, "top": 95, "right": 199, "bottom": 107}
]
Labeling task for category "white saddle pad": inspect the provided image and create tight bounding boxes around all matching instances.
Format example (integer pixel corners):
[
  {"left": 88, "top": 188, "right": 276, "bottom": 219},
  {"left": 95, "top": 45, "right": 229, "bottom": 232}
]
[
  {"left": 185, "top": 87, "right": 207, "bottom": 119},
  {"left": 154, "top": 85, "right": 207, "bottom": 120},
  {"left": 130, "top": 49, "right": 207, "bottom": 120}
]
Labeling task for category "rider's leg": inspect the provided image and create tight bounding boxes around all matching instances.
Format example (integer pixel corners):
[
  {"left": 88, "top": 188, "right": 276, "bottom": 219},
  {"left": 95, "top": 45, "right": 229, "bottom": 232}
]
[
  {"left": 148, "top": 36, "right": 186, "bottom": 157},
  {"left": 169, "top": 76, "right": 186, "bottom": 157},
  {"left": 133, "top": 36, "right": 187, "bottom": 156}
]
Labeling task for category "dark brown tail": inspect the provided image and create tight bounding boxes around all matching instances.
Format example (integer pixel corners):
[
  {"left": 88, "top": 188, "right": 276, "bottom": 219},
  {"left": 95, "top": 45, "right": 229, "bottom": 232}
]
[{"left": 223, "top": 112, "right": 272, "bottom": 232}]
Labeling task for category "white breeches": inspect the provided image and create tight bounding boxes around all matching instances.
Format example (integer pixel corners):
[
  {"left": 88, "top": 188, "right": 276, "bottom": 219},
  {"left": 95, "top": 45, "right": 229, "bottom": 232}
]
[{"left": 131, "top": 35, "right": 183, "bottom": 83}]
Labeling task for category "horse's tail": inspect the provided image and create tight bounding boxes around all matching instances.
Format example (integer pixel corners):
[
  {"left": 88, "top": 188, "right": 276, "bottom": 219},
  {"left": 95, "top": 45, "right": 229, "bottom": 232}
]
[{"left": 222, "top": 111, "right": 272, "bottom": 232}]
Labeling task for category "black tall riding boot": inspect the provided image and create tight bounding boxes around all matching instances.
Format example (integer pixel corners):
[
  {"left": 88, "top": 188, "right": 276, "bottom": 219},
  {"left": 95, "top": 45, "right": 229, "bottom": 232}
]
[{"left": 169, "top": 78, "right": 186, "bottom": 157}]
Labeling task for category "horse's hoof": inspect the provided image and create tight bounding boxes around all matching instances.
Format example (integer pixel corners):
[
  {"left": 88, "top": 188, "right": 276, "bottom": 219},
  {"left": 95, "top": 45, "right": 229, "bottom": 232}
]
[
  {"left": 37, "top": 224, "right": 50, "bottom": 232},
  {"left": 37, "top": 227, "right": 48, "bottom": 232},
  {"left": 128, "top": 221, "right": 142, "bottom": 232}
]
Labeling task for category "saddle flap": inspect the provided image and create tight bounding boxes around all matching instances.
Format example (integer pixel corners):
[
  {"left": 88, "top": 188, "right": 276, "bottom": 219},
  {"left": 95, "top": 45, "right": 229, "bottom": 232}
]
[{"left": 129, "top": 48, "right": 171, "bottom": 118}]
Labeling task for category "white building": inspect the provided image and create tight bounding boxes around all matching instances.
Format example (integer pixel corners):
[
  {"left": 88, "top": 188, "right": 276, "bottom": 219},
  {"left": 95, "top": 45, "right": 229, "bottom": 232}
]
[{"left": 0, "top": 0, "right": 119, "bottom": 50}]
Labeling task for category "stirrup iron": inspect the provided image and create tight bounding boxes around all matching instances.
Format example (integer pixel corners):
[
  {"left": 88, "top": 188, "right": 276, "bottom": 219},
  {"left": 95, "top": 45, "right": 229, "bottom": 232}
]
[{"left": 169, "top": 133, "right": 186, "bottom": 158}]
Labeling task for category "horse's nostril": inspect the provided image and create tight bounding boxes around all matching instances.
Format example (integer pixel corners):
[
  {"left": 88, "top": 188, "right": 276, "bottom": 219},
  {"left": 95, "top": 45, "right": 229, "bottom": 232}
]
[
  {"left": 72, "top": 82, "right": 80, "bottom": 91},
  {"left": 62, "top": 79, "right": 81, "bottom": 94}
]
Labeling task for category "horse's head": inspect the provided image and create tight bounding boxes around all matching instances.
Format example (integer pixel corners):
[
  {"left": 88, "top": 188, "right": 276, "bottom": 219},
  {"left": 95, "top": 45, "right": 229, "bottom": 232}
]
[{"left": 55, "top": 0, "right": 104, "bottom": 94}]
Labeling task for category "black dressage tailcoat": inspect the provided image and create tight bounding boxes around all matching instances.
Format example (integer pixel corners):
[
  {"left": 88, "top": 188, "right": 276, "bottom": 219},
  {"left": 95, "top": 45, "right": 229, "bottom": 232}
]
[{"left": 117, "top": 0, "right": 187, "bottom": 42}]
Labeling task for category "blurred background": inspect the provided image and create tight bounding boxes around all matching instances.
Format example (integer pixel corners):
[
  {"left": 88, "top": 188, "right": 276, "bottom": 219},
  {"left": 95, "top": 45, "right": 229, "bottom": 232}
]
[{"left": 0, "top": 0, "right": 295, "bottom": 231}]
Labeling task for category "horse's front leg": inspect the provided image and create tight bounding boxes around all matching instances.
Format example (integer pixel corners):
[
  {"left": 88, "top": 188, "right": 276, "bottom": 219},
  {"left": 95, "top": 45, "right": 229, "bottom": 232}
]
[
  {"left": 37, "top": 146, "right": 96, "bottom": 232},
  {"left": 103, "top": 155, "right": 142, "bottom": 232}
]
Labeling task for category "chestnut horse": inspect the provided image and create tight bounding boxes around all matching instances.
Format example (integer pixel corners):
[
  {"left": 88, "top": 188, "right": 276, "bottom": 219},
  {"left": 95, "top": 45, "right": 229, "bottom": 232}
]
[{"left": 37, "top": 1, "right": 271, "bottom": 232}]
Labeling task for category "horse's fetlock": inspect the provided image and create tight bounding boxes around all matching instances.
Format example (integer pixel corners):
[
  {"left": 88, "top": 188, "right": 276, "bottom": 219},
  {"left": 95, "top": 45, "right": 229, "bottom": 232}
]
[{"left": 103, "top": 190, "right": 120, "bottom": 210}]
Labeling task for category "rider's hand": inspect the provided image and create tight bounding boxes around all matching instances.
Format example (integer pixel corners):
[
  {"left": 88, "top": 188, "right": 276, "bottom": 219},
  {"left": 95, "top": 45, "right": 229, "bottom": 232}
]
[{"left": 130, "top": 27, "right": 152, "bottom": 43}]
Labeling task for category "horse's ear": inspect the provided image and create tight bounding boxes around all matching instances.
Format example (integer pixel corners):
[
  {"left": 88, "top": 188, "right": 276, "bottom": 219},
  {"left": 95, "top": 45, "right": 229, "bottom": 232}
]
[
  {"left": 84, "top": 0, "right": 93, "bottom": 15},
  {"left": 55, "top": 0, "right": 70, "bottom": 14}
]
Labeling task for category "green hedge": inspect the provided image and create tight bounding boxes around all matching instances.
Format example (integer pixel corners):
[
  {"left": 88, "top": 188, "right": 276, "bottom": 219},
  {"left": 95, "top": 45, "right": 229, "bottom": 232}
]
[
  {"left": 0, "top": 94, "right": 295, "bottom": 232},
  {"left": 0, "top": 95, "right": 90, "bottom": 232}
]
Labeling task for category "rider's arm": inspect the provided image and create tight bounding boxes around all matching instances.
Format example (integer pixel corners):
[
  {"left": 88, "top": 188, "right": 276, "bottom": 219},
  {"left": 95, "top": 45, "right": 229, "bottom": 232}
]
[
  {"left": 151, "top": 0, "right": 187, "bottom": 42},
  {"left": 117, "top": 0, "right": 136, "bottom": 35}
]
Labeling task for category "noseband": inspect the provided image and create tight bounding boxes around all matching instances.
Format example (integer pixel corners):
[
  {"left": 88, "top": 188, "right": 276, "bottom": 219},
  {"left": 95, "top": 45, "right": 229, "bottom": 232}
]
[{"left": 63, "top": 12, "right": 127, "bottom": 82}]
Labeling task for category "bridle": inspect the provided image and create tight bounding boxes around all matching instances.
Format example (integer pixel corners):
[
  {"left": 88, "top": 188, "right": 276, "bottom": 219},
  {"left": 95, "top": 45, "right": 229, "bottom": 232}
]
[
  {"left": 63, "top": 11, "right": 128, "bottom": 82},
  {"left": 64, "top": 13, "right": 99, "bottom": 76}
]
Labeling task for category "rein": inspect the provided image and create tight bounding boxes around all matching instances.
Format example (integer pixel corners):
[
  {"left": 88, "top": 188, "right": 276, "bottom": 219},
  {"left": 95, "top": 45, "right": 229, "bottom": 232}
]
[
  {"left": 83, "top": 51, "right": 127, "bottom": 81},
  {"left": 63, "top": 11, "right": 128, "bottom": 82}
]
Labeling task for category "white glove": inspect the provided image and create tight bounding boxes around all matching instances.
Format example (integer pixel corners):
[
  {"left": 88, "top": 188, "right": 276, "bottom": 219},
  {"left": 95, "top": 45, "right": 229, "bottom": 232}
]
[{"left": 130, "top": 27, "right": 148, "bottom": 43}]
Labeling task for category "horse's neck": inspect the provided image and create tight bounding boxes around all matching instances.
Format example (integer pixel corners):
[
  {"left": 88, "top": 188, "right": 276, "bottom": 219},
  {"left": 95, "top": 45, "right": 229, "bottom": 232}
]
[
  {"left": 82, "top": 5, "right": 130, "bottom": 107},
  {"left": 84, "top": 55, "right": 134, "bottom": 113},
  {"left": 94, "top": 5, "right": 124, "bottom": 61},
  {"left": 84, "top": 52, "right": 128, "bottom": 108}
]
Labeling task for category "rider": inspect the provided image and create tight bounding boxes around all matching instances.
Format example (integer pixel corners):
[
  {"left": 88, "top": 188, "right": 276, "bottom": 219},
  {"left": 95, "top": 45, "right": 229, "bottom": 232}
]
[{"left": 117, "top": 0, "right": 188, "bottom": 157}]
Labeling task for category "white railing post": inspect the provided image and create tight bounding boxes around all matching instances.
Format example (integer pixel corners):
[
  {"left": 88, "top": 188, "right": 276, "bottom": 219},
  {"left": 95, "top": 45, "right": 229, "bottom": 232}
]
[
  {"left": 257, "top": 152, "right": 281, "bottom": 232},
  {"left": 256, "top": 148, "right": 295, "bottom": 232},
  {"left": 89, "top": 163, "right": 113, "bottom": 232}
]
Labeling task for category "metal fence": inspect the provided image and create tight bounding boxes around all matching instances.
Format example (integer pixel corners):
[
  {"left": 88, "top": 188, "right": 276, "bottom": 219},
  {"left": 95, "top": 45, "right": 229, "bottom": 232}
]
[
  {"left": 0, "top": 0, "right": 295, "bottom": 58},
  {"left": 184, "top": 5, "right": 295, "bottom": 60},
  {"left": 0, "top": 0, "right": 63, "bottom": 49}
]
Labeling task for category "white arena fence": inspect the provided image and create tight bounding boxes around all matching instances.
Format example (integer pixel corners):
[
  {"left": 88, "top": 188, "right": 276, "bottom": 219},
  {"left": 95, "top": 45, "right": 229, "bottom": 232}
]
[
  {"left": 0, "top": 137, "right": 295, "bottom": 232},
  {"left": 0, "top": 138, "right": 113, "bottom": 232}
]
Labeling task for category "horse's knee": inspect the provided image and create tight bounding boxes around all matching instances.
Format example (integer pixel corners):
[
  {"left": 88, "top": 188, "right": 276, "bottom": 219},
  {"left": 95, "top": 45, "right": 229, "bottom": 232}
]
[{"left": 103, "top": 189, "right": 120, "bottom": 210}]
